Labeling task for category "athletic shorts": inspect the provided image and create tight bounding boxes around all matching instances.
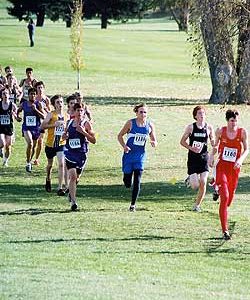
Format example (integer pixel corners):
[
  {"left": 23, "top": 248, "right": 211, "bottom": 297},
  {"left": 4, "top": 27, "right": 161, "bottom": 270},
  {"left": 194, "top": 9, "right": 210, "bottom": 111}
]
[
  {"left": 0, "top": 127, "right": 13, "bottom": 136},
  {"left": 187, "top": 152, "right": 209, "bottom": 175},
  {"left": 122, "top": 158, "right": 144, "bottom": 174},
  {"left": 22, "top": 129, "right": 40, "bottom": 141},
  {"left": 45, "top": 145, "right": 64, "bottom": 160},
  {"left": 65, "top": 151, "right": 87, "bottom": 174}
]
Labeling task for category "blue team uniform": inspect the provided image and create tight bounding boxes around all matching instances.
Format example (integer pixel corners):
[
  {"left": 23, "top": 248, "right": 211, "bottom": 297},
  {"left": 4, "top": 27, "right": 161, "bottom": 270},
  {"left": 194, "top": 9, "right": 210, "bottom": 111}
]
[
  {"left": 64, "top": 120, "right": 89, "bottom": 170},
  {"left": 22, "top": 100, "right": 41, "bottom": 140},
  {"left": 122, "top": 118, "right": 151, "bottom": 173}
]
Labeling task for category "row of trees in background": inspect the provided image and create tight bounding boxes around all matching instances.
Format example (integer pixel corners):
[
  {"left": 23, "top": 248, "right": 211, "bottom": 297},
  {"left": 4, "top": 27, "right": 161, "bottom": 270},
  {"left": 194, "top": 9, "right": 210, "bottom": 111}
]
[
  {"left": 7, "top": 0, "right": 250, "bottom": 104},
  {"left": 7, "top": 0, "right": 189, "bottom": 30}
]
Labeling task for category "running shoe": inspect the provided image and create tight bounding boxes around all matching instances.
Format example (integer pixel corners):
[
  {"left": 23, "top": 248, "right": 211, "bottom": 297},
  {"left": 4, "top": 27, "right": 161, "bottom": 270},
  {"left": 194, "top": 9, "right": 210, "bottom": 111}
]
[
  {"left": 45, "top": 179, "right": 51, "bottom": 192},
  {"left": 57, "top": 189, "right": 66, "bottom": 196},
  {"left": 129, "top": 205, "right": 136, "bottom": 212},
  {"left": 192, "top": 205, "right": 201, "bottom": 212},
  {"left": 71, "top": 202, "right": 78, "bottom": 211},
  {"left": 213, "top": 191, "right": 219, "bottom": 201},
  {"left": 223, "top": 231, "right": 231, "bottom": 240},
  {"left": 25, "top": 163, "right": 32, "bottom": 173}
]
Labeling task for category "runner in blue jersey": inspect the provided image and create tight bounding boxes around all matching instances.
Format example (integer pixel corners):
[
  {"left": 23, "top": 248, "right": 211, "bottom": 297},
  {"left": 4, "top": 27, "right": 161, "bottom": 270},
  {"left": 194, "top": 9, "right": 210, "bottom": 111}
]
[
  {"left": 118, "top": 103, "right": 157, "bottom": 211},
  {"left": 63, "top": 102, "right": 96, "bottom": 211},
  {"left": 17, "top": 87, "right": 44, "bottom": 172}
]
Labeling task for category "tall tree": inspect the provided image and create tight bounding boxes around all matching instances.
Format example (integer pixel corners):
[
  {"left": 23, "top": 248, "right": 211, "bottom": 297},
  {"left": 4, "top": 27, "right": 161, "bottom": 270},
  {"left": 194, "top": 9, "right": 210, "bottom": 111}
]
[
  {"left": 190, "top": 0, "right": 250, "bottom": 104},
  {"left": 70, "top": 0, "right": 84, "bottom": 90},
  {"left": 84, "top": 0, "right": 146, "bottom": 29},
  {"left": 7, "top": 0, "right": 46, "bottom": 26}
]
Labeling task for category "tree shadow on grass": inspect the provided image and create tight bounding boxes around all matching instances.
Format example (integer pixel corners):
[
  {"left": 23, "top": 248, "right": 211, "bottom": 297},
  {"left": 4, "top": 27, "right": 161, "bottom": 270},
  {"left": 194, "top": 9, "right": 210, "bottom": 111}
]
[
  {"left": 6, "top": 235, "right": 174, "bottom": 244},
  {"left": 84, "top": 96, "right": 207, "bottom": 106},
  {"left": 1, "top": 176, "right": 249, "bottom": 206}
]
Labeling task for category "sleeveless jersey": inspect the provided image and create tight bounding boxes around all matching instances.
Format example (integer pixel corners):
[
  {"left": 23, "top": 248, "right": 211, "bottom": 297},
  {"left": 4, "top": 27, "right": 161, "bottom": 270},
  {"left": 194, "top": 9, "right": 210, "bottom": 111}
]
[
  {"left": 124, "top": 118, "right": 151, "bottom": 162},
  {"left": 65, "top": 119, "right": 89, "bottom": 153},
  {"left": 20, "top": 79, "right": 36, "bottom": 100},
  {"left": 22, "top": 100, "right": 41, "bottom": 131},
  {"left": 0, "top": 101, "right": 13, "bottom": 133},
  {"left": 189, "top": 122, "right": 208, "bottom": 155},
  {"left": 46, "top": 111, "right": 67, "bottom": 148},
  {"left": 218, "top": 127, "right": 242, "bottom": 163}
]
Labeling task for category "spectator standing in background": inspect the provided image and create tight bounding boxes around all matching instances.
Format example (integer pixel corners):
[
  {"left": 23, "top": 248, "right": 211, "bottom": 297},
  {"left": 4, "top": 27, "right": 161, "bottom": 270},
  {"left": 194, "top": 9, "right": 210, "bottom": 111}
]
[{"left": 27, "top": 19, "right": 35, "bottom": 47}]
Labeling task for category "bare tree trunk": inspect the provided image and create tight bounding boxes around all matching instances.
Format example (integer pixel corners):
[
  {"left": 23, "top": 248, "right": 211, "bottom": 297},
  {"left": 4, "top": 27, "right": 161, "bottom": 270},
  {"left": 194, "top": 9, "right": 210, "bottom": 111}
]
[
  {"left": 236, "top": 0, "right": 250, "bottom": 76},
  {"left": 36, "top": 7, "right": 45, "bottom": 27},
  {"left": 236, "top": 39, "right": 250, "bottom": 103},
  {"left": 199, "top": 0, "right": 236, "bottom": 104},
  {"left": 169, "top": 1, "right": 189, "bottom": 32},
  {"left": 77, "top": 70, "right": 80, "bottom": 91}
]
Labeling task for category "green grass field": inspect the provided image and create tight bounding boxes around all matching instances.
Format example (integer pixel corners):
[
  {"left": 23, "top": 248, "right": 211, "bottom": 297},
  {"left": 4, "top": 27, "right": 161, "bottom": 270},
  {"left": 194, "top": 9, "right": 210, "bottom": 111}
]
[{"left": 1, "top": 3, "right": 250, "bottom": 300}]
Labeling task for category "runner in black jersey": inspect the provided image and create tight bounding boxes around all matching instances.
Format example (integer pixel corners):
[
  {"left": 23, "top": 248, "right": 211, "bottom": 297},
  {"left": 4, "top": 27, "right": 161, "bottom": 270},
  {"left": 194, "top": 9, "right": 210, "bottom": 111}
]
[
  {"left": 180, "top": 106, "right": 215, "bottom": 212},
  {"left": 0, "top": 87, "right": 19, "bottom": 166}
]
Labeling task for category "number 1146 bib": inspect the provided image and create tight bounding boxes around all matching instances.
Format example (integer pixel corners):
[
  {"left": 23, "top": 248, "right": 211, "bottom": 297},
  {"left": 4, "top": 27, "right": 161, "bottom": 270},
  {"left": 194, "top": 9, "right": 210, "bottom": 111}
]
[{"left": 222, "top": 147, "right": 237, "bottom": 162}]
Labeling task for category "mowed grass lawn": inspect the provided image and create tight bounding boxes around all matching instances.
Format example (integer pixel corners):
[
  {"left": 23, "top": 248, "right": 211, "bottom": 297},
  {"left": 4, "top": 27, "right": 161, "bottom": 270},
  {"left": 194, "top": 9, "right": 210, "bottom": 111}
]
[{"left": 1, "top": 4, "right": 250, "bottom": 300}]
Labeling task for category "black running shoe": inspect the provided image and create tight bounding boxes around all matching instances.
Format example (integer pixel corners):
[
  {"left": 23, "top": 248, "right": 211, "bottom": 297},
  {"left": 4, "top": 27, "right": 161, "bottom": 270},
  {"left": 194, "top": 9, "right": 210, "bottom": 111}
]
[
  {"left": 213, "top": 191, "right": 219, "bottom": 201},
  {"left": 45, "top": 179, "right": 51, "bottom": 192},
  {"left": 57, "top": 189, "right": 66, "bottom": 196},
  {"left": 71, "top": 202, "right": 78, "bottom": 211},
  {"left": 223, "top": 231, "right": 231, "bottom": 240},
  {"left": 129, "top": 205, "right": 136, "bottom": 212}
]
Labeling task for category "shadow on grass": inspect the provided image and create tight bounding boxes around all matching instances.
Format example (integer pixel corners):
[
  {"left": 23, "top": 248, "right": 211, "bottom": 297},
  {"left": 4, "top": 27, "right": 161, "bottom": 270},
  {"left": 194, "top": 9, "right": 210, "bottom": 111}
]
[
  {"left": 1, "top": 176, "right": 249, "bottom": 205},
  {"left": 6, "top": 235, "right": 174, "bottom": 244},
  {"left": 84, "top": 96, "right": 207, "bottom": 106}
]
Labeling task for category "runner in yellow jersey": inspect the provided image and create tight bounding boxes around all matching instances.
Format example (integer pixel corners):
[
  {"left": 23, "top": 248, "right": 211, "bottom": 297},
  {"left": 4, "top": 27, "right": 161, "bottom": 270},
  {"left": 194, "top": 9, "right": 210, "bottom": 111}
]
[{"left": 41, "top": 94, "right": 68, "bottom": 196}]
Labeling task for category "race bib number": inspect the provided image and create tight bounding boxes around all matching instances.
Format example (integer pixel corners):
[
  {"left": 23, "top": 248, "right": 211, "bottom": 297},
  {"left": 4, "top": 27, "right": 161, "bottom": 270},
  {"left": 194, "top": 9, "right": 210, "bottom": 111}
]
[
  {"left": 69, "top": 138, "right": 81, "bottom": 149},
  {"left": 26, "top": 116, "right": 36, "bottom": 126},
  {"left": 0, "top": 115, "right": 10, "bottom": 125},
  {"left": 23, "top": 88, "right": 29, "bottom": 98},
  {"left": 133, "top": 133, "right": 147, "bottom": 146},
  {"left": 9, "top": 94, "right": 15, "bottom": 102},
  {"left": 55, "top": 125, "right": 64, "bottom": 136},
  {"left": 222, "top": 147, "right": 237, "bottom": 162},
  {"left": 192, "top": 141, "right": 203, "bottom": 153}
]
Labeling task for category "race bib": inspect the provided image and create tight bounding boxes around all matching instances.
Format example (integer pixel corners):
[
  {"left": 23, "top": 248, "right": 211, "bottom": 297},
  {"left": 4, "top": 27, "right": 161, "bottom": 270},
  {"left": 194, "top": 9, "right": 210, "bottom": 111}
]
[
  {"left": 23, "top": 88, "right": 29, "bottom": 98},
  {"left": 69, "top": 138, "right": 81, "bottom": 149},
  {"left": 133, "top": 133, "right": 147, "bottom": 146},
  {"left": 9, "top": 94, "right": 15, "bottom": 102},
  {"left": 55, "top": 125, "right": 64, "bottom": 136},
  {"left": 0, "top": 115, "right": 10, "bottom": 125},
  {"left": 192, "top": 141, "right": 203, "bottom": 153},
  {"left": 26, "top": 116, "right": 36, "bottom": 126},
  {"left": 222, "top": 147, "right": 237, "bottom": 162}
]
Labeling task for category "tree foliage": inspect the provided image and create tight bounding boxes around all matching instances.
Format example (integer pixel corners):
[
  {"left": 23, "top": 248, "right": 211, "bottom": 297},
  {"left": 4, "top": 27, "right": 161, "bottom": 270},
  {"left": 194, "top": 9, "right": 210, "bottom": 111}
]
[{"left": 70, "top": 0, "right": 84, "bottom": 90}]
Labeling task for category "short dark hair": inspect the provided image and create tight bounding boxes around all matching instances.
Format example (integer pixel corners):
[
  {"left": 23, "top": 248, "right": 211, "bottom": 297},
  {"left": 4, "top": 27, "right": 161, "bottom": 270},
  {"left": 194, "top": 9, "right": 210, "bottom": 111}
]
[
  {"left": 4, "top": 66, "right": 12, "bottom": 72},
  {"left": 133, "top": 103, "right": 147, "bottom": 113},
  {"left": 26, "top": 67, "right": 33, "bottom": 73},
  {"left": 50, "top": 94, "right": 62, "bottom": 107},
  {"left": 34, "top": 81, "right": 45, "bottom": 89},
  {"left": 28, "top": 87, "right": 36, "bottom": 95},
  {"left": 225, "top": 109, "right": 239, "bottom": 121},
  {"left": 73, "top": 102, "right": 85, "bottom": 111},
  {"left": 192, "top": 105, "right": 205, "bottom": 120},
  {"left": 66, "top": 95, "right": 77, "bottom": 104}
]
